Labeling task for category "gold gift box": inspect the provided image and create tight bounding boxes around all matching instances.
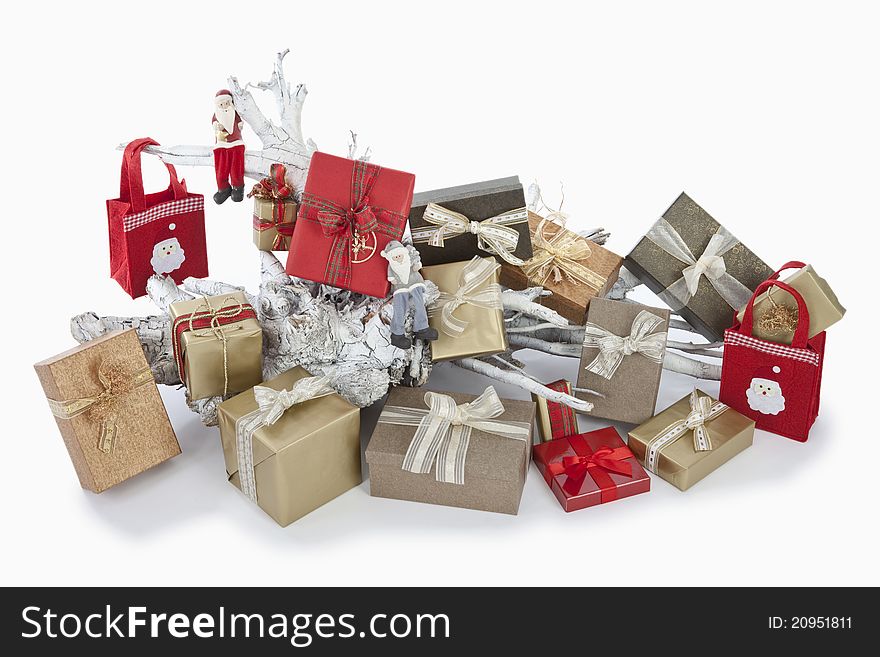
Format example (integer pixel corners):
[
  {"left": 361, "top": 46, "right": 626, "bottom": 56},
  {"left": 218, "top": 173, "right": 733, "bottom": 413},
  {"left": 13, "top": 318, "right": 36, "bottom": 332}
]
[
  {"left": 217, "top": 367, "right": 362, "bottom": 527},
  {"left": 422, "top": 258, "right": 508, "bottom": 361},
  {"left": 627, "top": 391, "right": 755, "bottom": 491},
  {"left": 499, "top": 211, "right": 623, "bottom": 325},
  {"left": 169, "top": 292, "right": 263, "bottom": 401},
  {"left": 735, "top": 264, "right": 845, "bottom": 345},
  {"left": 253, "top": 197, "right": 297, "bottom": 251},
  {"left": 33, "top": 329, "right": 180, "bottom": 493}
]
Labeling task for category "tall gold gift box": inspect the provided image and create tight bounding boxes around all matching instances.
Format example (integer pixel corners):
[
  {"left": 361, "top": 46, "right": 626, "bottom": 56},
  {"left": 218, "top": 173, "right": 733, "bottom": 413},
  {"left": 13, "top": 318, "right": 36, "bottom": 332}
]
[{"left": 217, "top": 367, "right": 361, "bottom": 527}]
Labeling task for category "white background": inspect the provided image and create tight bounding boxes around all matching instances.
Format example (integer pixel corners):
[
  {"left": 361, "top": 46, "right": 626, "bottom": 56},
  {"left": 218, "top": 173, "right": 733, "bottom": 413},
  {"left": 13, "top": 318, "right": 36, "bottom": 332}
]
[{"left": 4, "top": 1, "right": 878, "bottom": 587}]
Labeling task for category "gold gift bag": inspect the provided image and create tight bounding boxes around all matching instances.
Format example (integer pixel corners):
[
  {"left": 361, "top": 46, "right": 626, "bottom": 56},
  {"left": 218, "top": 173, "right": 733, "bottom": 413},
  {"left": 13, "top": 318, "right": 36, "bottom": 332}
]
[
  {"left": 169, "top": 292, "right": 263, "bottom": 401},
  {"left": 422, "top": 257, "right": 508, "bottom": 361},
  {"left": 217, "top": 367, "right": 361, "bottom": 527},
  {"left": 628, "top": 390, "right": 755, "bottom": 491}
]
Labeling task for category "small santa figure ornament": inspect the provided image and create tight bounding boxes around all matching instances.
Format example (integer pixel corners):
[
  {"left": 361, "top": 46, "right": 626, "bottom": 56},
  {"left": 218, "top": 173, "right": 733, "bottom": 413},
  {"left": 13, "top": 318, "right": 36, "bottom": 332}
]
[
  {"left": 381, "top": 241, "right": 439, "bottom": 350},
  {"left": 746, "top": 365, "right": 787, "bottom": 416},
  {"left": 212, "top": 89, "right": 246, "bottom": 204}
]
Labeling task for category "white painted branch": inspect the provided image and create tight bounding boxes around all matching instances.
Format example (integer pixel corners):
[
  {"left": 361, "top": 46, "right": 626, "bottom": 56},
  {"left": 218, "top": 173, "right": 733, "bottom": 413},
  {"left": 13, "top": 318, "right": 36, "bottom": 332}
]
[
  {"left": 147, "top": 274, "right": 194, "bottom": 312},
  {"left": 501, "top": 290, "right": 570, "bottom": 327},
  {"left": 507, "top": 333, "right": 582, "bottom": 357},
  {"left": 451, "top": 358, "right": 594, "bottom": 413},
  {"left": 663, "top": 351, "right": 722, "bottom": 379}
]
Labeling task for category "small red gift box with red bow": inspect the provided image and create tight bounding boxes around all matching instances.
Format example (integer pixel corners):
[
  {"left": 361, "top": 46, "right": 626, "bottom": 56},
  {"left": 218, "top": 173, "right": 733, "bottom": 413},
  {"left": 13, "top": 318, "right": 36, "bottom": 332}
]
[
  {"left": 286, "top": 152, "right": 415, "bottom": 298},
  {"left": 533, "top": 427, "right": 650, "bottom": 512}
]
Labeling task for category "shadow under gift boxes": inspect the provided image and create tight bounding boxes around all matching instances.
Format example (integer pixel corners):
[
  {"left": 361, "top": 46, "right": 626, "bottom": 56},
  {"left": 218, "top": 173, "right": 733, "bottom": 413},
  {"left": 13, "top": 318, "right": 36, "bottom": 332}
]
[
  {"left": 365, "top": 386, "right": 535, "bottom": 515},
  {"left": 285, "top": 152, "right": 415, "bottom": 298},
  {"left": 168, "top": 292, "right": 263, "bottom": 401},
  {"left": 422, "top": 257, "right": 509, "bottom": 362},
  {"left": 624, "top": 192, "right": 773, "bottom": 342},
  {"left": 408, "top": 176, "right": 533, "bottom": 267},
  {"left": 33, "top": 329, "right": 180, "bottom": 493},
  {"left": 217, "top": 367, "right": 361, "bottom": 527}
]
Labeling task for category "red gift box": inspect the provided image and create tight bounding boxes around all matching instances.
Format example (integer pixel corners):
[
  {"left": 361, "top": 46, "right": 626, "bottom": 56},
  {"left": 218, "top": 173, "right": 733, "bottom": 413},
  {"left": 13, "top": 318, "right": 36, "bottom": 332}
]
[
  {"left": 533, "top": 427, "right": 650, "bottom": 512},
  {"left": 286, "top": 152, "right": 415, "bottom": 297}
]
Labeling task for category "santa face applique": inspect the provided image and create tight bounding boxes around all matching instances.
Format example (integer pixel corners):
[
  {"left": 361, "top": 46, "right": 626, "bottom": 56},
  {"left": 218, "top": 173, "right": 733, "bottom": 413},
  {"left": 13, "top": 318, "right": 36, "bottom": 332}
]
[
  {"left": 746, "top": 365, "right": 786, "bottom": 415},
  {"left": 150, "top": 236, "right": 186, "bottom": 275}
]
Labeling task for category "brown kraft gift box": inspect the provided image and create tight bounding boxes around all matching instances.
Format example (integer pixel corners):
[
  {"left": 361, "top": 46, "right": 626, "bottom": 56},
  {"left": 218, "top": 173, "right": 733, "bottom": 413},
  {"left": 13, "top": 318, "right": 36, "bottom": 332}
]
[
  {"left": 628, "top": 390, "right": 755, "bottom": 491},
  {"left": 499, "top": 211, "right": 623, "bottom": 325},
  {"left": 576, "top": 298, "right": 670, "bottom": 425},
  {"left": 408, "top": 177, "right": 533, "bottom": 266},
  {"left": 169, "top": 291, "right": 263, "bottom": 401},
  {"left": 365, "top": 386, "right": 536, "bottom": 515},
  {"left": 422, "top": 258, "right": 508, "bottom": 361},
  {"left": 624, "top": 192, "right": 773, "bottom": 342},
  {"left": 33, "top": 329, "right": 180, "bottom": 493},
  {"left": 253, "top": 196, "right": 297, "bottom": 251},
  {"left": 217, "top": 367, "right": 362, "bottom": 527}
]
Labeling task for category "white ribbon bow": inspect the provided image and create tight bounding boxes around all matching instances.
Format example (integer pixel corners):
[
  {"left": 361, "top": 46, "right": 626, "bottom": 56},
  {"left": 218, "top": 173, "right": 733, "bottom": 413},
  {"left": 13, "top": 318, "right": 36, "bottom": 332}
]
[
  {"left": 644, "top": 390, "right": 728, "bottom": 474},
  {"left": 428, "top": 257, "right": 503, "bottom": 338},
  {"left": 645, "top": 218, "right": 754, "bottom": 311},
  {"left": 582, "top": 310, "right": 668, "bottom": 379},
  {"left": 377, "top": 387, "right": 532, "bottom": 485},
  {"left": 411, "top": 203, "right": 528, "bottom": 266},
  {"left": 234, "top": 375, "right": 336, "bottom": 503}
]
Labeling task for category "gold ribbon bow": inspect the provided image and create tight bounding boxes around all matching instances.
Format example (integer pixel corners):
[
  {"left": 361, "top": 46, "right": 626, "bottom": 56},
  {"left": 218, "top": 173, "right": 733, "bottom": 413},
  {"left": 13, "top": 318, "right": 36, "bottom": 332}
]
[
  {"left": 411, "top": 203, "right": 528, "bottom": 265},
  {"left": 521, "top": 212, "right": 607, "bottom": 289},
  {"left": 47, "top": 361, "right": 154, "bottom": 454},
  {"left": 377, "top": 387, "right": 532, "bottom": 485},
  {"left": 234, "top": 375, "right": 336, "bottom": 503},
  {"left": 644, "top": 390, "right": 729, "bottom": 474},
  {"left": 582, "top": 310, "right": 668, "bottom": 379},
  {"left": 428, "top": 257, "right": 503, "bottom": 338}
]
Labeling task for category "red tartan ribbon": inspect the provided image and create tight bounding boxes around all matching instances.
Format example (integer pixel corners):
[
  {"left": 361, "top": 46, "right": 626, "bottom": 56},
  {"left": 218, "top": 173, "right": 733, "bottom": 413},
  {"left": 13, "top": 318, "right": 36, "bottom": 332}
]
[
  {"left": 171, "top": 299, "right": 257, "bottom": 394},
  {"left": 545, "top": 379, "right": 578, "bottom": 439},
  {"left": 250, "top": 163, "right": 296, "bottom": 250},
  {"left": 547, "top": 442, "right": 633, "bottom": 502},
  {"left": 298, "top": 159, "right": 406, "bottom": 288}
]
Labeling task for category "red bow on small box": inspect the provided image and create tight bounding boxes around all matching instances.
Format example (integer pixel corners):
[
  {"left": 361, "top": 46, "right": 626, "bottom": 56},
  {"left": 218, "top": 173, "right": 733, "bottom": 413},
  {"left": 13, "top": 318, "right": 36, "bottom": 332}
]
[
  {"left": 546, "top": 436, "right": 633, "bottom": 502},
  {"left": 299, "top": 159, "right": 405, "bottom": 289},
  {"left": 250, "top": 163, "right": 296, "bottom": 250}
]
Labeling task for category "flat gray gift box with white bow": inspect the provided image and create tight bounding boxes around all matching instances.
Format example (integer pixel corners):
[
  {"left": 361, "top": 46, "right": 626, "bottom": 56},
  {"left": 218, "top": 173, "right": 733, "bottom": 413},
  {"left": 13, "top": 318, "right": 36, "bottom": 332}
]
[
  {"left": 365, "top": 386, "right": 535, "bottom": 515},
  {"left": 576, "top": 298, "right": 671, "bottom": 425},
  {"left": 624, "top": 192, "right": 773, "bottom": 342},
  {"left": 407, "top": 176, "right": 533, "bottom": 267}
]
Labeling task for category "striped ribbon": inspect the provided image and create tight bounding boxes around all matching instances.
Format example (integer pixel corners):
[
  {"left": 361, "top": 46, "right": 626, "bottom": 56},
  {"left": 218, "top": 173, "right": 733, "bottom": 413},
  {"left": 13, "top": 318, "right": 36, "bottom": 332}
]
[
  {"left": 644, "top": 390, "right": 728, "bottom": 474},
  {"left": 427, "top": 257, "right": 503, "bottom": 338},
  {"left": 582, "top": 310, "right": 667, "bottom": 379},
  {"left": 521, "top": 212, "right": 607, "bottom": 289},
  {"left": 377, "top": 387, "right": 531, "bottom": 485},
  {"left": 234, "top": 376, "right": 336, "bottom": 503},
  {"left": 411, "top": 203, "right": 528, "bottom": 266}
]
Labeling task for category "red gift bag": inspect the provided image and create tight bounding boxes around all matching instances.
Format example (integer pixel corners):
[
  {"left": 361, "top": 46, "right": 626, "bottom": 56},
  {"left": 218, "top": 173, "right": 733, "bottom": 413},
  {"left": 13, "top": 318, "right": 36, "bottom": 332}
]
[
  {"left": 108, "top": 138, "right": 208, "bottom": 298},
  {"left": 720, "top": 279, "right": 825, "bottom": 442}
]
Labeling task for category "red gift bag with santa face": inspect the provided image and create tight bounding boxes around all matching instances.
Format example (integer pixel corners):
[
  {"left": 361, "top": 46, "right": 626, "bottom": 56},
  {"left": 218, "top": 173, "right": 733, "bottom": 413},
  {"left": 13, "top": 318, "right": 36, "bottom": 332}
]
[
  {"left": 107, "top": 138, "right": 208, "bottom": 298},
  {"left": 720, "top": 279, "right": 825, "bottom": 442}
]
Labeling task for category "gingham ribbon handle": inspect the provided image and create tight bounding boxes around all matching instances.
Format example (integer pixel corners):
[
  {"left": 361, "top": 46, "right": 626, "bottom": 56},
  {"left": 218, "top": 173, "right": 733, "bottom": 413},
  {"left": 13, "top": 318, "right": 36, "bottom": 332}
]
[
  {"left": 235, "top": 376, "right": 336, "bottom": 503},
  {"left": 645, "top": 218, "right": 753, "bottom": 311},
  {"left": 644, "top": 390, "right": 728, "bottom": 474},
  {"left": 427, "top": 257, "right": 503, "bottom": 338},
  {"left": 521, "top": 212, "right": 606, "bottom": 289},
  {"left": 582, "top": 310, "right": 667, "bottom": 379},
  {"left": 414, "top": 203, "right": 528, "bottom": 266},
  {"left": 377, "top": 387, "right": 531, "bottom": 485}
]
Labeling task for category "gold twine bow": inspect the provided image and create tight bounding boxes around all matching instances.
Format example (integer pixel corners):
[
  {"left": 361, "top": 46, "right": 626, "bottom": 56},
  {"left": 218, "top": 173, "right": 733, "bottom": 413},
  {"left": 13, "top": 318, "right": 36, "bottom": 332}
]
[
  {"left": 521, "top": 212, "right": 607, "bottom": 290},
  {"left": 46, "top": 361, "right": 154, "bottom": 454},
  {"left": 643, "top": 390, "right": 729, "bottom": 474},
  {"left": 182, "top": 296, "right": 246, "bottom": 397},
  {"left": 411, "top": 203, "right": 528, "bottom": 266}
]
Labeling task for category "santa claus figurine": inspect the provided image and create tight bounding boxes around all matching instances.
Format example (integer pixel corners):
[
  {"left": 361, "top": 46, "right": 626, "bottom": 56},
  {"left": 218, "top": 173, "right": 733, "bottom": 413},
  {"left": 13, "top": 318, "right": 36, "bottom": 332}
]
[
  {"left": 211, "top": 89, "right": 246, "bottom": 204},
  {"left": 381, "top": 241, "right": 438, "bottom": 350}
]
